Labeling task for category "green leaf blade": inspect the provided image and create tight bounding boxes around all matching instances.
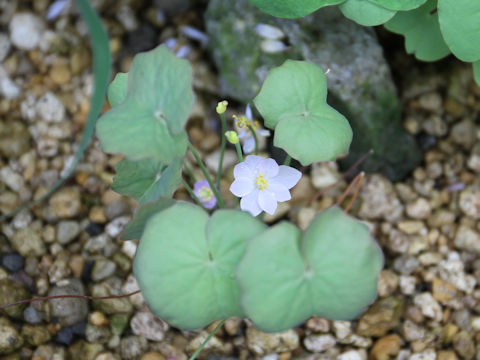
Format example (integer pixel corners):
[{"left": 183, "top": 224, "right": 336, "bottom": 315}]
[
  {"left": 96, "top": 104, "right": 188, "bottom": 163},
  {"left": 237, "top": 207, "right": 384, "bottom": 333},
  {"left": 107, "top": 72, "right": 127, "bottom": 107},
  {"left": 303, "top": 207, "right": 384, "bottom": 320},
  {"left": 438, "top": 0, "right": 480, "bottom": 62},
  {"left": 369, "top": 0, "right": 427, "bottom": 11},
  {"left": 96, "top": 45, "right": 192, "bottom": 163},
  {"left": 236, "top": 222, "right": 312, "bottom": 332},
  {"left": 133, "top": 204, "right": 266, "bottom": 330},
  {"left": 248, "top": 0, "right": 346, "bottom": 18},
  {"left": 112, "top": 157, "right": 182, "bottom": 205},
  {"left": 127, "top": 46, "right": 195, "bottom": 135},
  {"left": 120, "top": 197, "right": 176, "bottom": 240},
  {"left": 254, "top": 60, "right": 352, "bottom": 165},
  {"left": 339, "top": 0, "right": 396, "bottom": 26},
  {"left": 384, "top": 0, "right": 451, "bottom": 61}
]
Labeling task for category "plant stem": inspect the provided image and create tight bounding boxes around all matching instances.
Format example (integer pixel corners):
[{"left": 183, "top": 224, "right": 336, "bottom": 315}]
[
  {"left": 182, "top": 179, "right": 207, "bottom": 210},
  {"left": 188, "top": 320, "right": 226, "bottom": 360},
  {"left": 183, "top": 162, "right": 196, "bottom": 182},
  {"left": 216, "top": 113, "right": 227, "bottom": 188},
  {"left": 234, "top": 142, "right": 243, "bottom": 162},
  {"left": 247, "top": 124, "right": 259, "bottom": 155},
  {"left": 187, "top": 142, "right": 225, "bottom": 208},
  {"left": 284, "top": 155, "right": 291, "bottom": 166}
]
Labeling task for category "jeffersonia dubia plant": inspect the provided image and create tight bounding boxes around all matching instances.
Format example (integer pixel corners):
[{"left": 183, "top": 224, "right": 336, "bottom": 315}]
[
  {"left": 96, "top": 44, "right": 384, "bottom": 334},
  {"left": 247, "top": 0, "right": 480, "bottom": 86}
]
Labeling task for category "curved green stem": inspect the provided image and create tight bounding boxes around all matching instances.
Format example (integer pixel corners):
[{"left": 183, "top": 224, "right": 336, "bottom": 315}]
[
  {"left": 216, "top": 113, "right": 227, "bottom": 188},
  {"left": 188, "top": 142, "right": 225, "bottom": 208},
  {"left": 284, "top": 155, "right": 291, "bottom": 166},
  {"left": 247, "top": 124, "right": 259, "bottom": 155},
  {"left": 188, "top": 320, "right": 226, "bottom": 360},
  {"left": 182, "top": 179, "right": 207, "bottom": 210},
  {"left": 183, "top": 162, "right": 196, "bottom": 183},
  {"left": 234, "top": 142, "right": 243, "bottom": 162}
]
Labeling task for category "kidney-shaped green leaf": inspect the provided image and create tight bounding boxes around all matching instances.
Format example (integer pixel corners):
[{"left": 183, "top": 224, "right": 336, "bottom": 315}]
[
  {"left": 120, "top": 197, "right": 176, "bottom": 241},
  {"left": 339, "top": 0, "right": 396, "bottom": 26},
  {"left": 438, "top": 0, "right": 480, "bottom": 62},
  {"left": 254, "top": 60, "right": 352, "bottom": 165},
  {"left": 236, "top": 206, "right": 384, "bottom": 333},
  {"left": 248, "top": 0, "right": 346, "bottom": 18},
  {"left": 96, "top": 45, "right": 193, "bottom": 163},
  {"left": 112, "top": 157, "right": 182, "bottom": 205},
  {"left": 369, "top": 0, "right": 427, "bottom": 11},
  {"left": 133, "top": 203, "right": 267, "bottom": 330},
  {"left": 107, "top": 72, "right": 127, "bottom": 107},
  {"left": 384, "top": 0, "right": 450, "bottom": 61}
]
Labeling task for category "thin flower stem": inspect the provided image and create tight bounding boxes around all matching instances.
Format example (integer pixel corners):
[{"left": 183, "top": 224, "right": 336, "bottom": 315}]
[
  {"left": 188, "top": 320, "right": 226, "bottom": 360},
  {"left": 284, "top": 155, "right": 291, "bottom": 166},
  {"left": 247, "top": 124, "right": 259, "bottom": 155},
  {"left": 234, "top": 142, "right": 243, "bottom": 162},
  {"left": 182, "top": 179, "right": 207, "bottom": 210},
  {"left": 216, "top": 113, "right": 227, "bottom": 188},
  {"left": 187, "top": 142, "right": 225, "bottom": 208},
  {"left": 183, "top": 163, "right": 196, "bottom": 182}
]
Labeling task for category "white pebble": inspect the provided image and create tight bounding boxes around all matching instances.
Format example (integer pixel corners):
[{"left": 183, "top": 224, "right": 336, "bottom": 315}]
[
  {"left": 336, "top": 349, "right": 366, "bottom": 360},
  {"left": 255, "top": 24, "right": 285, "bottom": 40},
  {"left": 261, "top": 39, "right": 289, "bottom": 53},
  {"left": 35, "top": 92, "right": 66, "bottom": 123},
  {"left": 9, "top": 13, "right": 45, "bottom": 50},
  {"left": 409, "top": 349, "right": 436, "bottom": 360},
  {"left": 413, "top": 292, "right": 442, "bottom": 321},
  {"left": 0, "top": 65, "right": 20, "bottom": 99}
]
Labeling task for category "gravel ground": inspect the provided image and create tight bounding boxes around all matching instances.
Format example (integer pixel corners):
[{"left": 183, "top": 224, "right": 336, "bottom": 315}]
[{"left": 1, "top": 1, "right": 480, "bottom": 360}]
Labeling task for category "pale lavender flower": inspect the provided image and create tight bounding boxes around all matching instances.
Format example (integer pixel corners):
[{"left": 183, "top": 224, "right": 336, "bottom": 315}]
[
  {"left": 193, "top": 180, "right": 217, "bottom": 209},
  {"left": 230, "top": 155, "right": 301, "bottom": 216},
  {"left": 47, "top": 0, "right": 70, "bottom": 20}
]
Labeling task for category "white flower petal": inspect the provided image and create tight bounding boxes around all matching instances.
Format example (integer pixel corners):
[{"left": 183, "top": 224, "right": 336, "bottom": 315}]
[
  {"left": 269, "top": 182, "right": 291, "bottom": 202},
  {"left": 244, "top": 155, "right": 264, "bottom": 171},
  {"left": 258, "top": 191, "right": 278, "bottom": 215},
  {"left": 260, "top": 158, "right": 279, "bottom": 177},
  {"left": 243, "top": 137, "right": 255, "bottom": 154},
  {"left": 241, "top": 191, "right": 262, "bottom": 216},
  {"left": 275, "top": 165, "right": 302, "bottom": 189},
  {"left": 230, "top": 179, "right": 254, "bottom": 197},
  {"left": 234, "top": 162, "right": 253, "bottom": 179}
]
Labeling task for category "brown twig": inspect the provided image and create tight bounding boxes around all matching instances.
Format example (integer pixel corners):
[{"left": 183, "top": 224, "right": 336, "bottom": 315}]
[
  {"left": 0, "top": 290, "right": 141, "bottom": 310},
  {"left": 308, "top": 150, "right": 373, "bottom": 207},
  {"left": 344, "top": 172, "right": 364, "bottom": 214}
]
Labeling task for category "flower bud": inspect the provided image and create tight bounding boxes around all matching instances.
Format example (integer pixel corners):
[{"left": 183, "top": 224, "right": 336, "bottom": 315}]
[
  {"left": 225, "top": 131, "right": 239, "bottom": 144},
  {"left": 216, "top": 100, "right": 228, "bottom": 114}
]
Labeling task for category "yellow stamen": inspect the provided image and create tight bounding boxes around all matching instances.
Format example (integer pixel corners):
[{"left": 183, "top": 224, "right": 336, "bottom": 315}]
[
  {"left": 198, "top": 186, "right": 213, "bottom": 202},
  {"left": 255, "top": 173, "right": 268, "bottom": 190},
  {"left": 233, "top": 115, "right": 250, "bottom": 129}
]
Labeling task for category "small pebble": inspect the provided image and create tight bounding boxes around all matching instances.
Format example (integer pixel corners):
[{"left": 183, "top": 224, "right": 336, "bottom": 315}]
[
  {"left": 1, "top": 253, "right": 24, "bottom": 272},
  {"left": 130, "top": 310, "right": 169, "bottom": 341},
  {"left": 303, "top": 334, "right": 336, "bottom": 353},
  {"left": 9, "top": 13, "right": 45, "bottom": 50}
]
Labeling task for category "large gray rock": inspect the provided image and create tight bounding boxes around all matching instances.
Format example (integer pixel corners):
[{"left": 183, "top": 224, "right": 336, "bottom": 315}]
[{"left": 205, "top": 0, "right": 421, "bottom": 180}]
